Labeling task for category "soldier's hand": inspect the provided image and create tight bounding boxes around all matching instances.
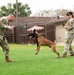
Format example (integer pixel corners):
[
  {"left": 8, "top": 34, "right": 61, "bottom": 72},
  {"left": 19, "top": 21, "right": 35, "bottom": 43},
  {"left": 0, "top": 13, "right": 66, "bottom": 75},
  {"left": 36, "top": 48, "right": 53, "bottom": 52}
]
[
  {"left": 64, "top": 26, "right": 67, "bottom": 29},
  {"left": 7, "top": 26, "right": 14, "bottom": 30}
]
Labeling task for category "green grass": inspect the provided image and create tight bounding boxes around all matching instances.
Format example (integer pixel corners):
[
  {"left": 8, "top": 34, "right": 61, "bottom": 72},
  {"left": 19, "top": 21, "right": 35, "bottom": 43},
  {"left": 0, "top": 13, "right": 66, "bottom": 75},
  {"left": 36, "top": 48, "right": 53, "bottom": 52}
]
[{"left": 0, "top": 44, "right": 74, "bottom": 75}]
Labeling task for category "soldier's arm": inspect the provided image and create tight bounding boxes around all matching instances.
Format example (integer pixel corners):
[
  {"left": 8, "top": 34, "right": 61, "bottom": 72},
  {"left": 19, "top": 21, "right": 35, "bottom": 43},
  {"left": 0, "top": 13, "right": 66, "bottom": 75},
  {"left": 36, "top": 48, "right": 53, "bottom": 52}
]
[
  {"left": 1, "top": 23, "right": 9, "bottom": 28},
  {"left": 67, "top": 20, "right": 74, "bottom": 31},
  {"left": 64, "top": 20, "right": 74, "bottom": 31},
  {"left": 1, "top": 23, "right": 14, "bottom": 30}
]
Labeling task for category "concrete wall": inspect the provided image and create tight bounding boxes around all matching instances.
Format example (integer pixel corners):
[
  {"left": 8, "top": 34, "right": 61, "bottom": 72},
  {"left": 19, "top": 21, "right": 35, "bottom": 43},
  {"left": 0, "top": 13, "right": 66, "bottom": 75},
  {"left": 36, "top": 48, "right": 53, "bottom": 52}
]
[
  {"left": 56, "top": 23, "right": 66, "bottom": 43},
  {"left": 56, "top": 22, "right": 74, "bottom": 44}
]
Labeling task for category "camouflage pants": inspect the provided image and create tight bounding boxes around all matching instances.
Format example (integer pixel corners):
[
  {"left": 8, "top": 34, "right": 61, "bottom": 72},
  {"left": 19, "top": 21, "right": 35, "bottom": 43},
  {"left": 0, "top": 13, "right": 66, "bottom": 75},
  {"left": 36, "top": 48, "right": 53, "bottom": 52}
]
[
  {"left": 63, "top": 32, "right": 74, "bottom": 55},
  {"left": 0, "top": 35, "right": 9, "bottom": 58}
]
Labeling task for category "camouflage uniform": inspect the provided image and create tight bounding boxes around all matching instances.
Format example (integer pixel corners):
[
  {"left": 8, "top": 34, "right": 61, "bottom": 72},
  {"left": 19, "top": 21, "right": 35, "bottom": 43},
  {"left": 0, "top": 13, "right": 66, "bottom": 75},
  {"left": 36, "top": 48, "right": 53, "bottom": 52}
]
[
  {"left": 63, "top": 18, "right": 74, "bottom": 56},
  {"left": 0, "top": 17, "right": 10, "bottom": 59}
]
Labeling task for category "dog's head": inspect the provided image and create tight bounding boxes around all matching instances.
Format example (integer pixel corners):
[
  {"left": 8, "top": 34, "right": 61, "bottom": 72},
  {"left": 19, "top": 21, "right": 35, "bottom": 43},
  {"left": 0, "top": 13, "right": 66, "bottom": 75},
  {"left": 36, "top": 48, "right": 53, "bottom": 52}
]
[
  {"left": 28, "top": 29, "right": 41, "bottom": 40},
  {"left": 28, "top": 33, "right": 36, "bottom": 39},
  {"left": 28, "top": 29, "right": 38, "bottom": 39}
]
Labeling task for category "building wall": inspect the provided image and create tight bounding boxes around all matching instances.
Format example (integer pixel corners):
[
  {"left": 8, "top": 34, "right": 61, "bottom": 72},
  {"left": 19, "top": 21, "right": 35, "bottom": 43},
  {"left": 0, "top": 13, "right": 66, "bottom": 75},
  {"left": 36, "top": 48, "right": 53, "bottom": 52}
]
[
  {"left": 56, "top": 22, "right": 66, "bottom": 42},
  {"left": 4, "top": 17, "right": 67, "bottom": 44},
  {"left": 56, "top": 23, "right": 74, "bottom": 44}
]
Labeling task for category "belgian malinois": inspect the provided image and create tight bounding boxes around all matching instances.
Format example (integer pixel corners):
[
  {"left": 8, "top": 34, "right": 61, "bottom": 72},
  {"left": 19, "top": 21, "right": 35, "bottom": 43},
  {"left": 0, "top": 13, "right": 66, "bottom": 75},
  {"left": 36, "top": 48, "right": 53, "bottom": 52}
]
[{"left": 28, "top": 29, "right": 60, "bottom": 58}]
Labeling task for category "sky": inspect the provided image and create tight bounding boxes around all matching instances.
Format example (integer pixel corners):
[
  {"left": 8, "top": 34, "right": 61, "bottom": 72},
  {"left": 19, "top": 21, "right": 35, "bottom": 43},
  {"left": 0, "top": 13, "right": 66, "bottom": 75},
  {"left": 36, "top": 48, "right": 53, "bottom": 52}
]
[{"left": 0, "top": 0, "right": 74, "bottom": 15}]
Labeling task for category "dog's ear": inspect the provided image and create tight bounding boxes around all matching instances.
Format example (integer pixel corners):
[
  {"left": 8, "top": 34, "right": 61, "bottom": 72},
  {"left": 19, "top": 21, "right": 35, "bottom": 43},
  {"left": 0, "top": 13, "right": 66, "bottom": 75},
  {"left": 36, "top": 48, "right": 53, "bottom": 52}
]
[{"left": 33, "top": 29, "right": 36, "bottom": 33}]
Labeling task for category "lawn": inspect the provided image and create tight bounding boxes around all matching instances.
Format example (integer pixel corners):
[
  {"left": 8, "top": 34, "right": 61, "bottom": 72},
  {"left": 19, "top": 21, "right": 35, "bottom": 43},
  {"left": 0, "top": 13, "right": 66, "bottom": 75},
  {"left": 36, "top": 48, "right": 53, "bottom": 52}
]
[{"left": 0, "top": 44, "right": 74, "bottom": 75}]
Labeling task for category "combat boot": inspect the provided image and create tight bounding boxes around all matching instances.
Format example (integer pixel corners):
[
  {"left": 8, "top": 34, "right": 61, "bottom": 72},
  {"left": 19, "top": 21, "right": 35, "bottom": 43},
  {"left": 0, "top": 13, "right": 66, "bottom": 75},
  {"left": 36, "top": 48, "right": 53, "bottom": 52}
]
[
  {"left": 61, "top": 54, "right": 67, "bottom": 58},
  {"left": 5, "top": 58, "right": 13, "bottom": 62},
  {"left": 70, "top": 54, "right": 74, "bottom": 56}
]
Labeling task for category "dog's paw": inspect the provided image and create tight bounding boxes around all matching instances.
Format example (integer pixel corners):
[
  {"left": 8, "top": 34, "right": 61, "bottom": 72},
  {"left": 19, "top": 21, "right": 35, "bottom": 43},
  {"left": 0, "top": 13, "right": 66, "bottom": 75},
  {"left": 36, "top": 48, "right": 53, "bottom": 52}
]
[
  {"left": 56, "top": 56, "right": 60, "bottom": 59},
  {"left": 35, "top": 53, "right": 38, "bottom": 55}
]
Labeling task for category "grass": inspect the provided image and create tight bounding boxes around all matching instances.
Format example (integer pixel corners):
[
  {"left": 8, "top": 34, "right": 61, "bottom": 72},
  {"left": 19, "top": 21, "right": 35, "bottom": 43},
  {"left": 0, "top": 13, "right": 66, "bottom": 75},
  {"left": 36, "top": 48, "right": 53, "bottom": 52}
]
[{"left": 0, "top": 44, "right": 74, "bottom": 75}]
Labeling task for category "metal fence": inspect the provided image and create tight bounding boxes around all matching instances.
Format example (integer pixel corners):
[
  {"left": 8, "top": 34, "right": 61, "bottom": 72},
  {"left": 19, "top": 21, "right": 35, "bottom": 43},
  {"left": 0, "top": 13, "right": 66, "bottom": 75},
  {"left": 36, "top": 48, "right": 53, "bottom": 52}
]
[{"left": 5, "top": 22, "right": 56, "bottom": 44}]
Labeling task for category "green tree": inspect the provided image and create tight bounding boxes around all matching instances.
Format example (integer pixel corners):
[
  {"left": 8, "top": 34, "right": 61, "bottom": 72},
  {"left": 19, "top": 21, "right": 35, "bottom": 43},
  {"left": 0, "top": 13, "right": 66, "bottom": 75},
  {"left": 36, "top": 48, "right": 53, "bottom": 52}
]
[{"left": 0, "top": 2, "right": 31, "bottom": 16}]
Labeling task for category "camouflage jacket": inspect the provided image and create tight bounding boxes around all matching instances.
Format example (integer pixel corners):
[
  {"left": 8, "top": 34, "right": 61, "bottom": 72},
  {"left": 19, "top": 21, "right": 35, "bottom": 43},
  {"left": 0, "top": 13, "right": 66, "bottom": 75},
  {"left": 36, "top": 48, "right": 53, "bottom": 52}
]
[
  {"left": 65, "top": 18, "right": 74, "bottom": 33},
  {"left": 0, "top": 17, "right": 9, "bottom": 40},
  {"left": 0, "top": 17, "right": 9, "bottom": 35}
]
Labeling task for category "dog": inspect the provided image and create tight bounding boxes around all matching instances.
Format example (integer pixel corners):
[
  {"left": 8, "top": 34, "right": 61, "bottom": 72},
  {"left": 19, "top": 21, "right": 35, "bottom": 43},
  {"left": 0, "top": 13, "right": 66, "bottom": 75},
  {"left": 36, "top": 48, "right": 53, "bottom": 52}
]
[{"left": 28, "top": 29, "right": 60, "bottom": 58}]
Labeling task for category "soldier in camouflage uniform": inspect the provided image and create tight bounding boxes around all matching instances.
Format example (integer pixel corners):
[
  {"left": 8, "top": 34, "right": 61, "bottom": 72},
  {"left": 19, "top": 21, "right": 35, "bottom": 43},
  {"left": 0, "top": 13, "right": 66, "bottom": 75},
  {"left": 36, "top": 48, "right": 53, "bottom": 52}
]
[
  {"left": 61, "top": 12, "right": 74, "bottom": 57},
  {"left": 0, "top": 14, "right": 16, "bottom": 62}
]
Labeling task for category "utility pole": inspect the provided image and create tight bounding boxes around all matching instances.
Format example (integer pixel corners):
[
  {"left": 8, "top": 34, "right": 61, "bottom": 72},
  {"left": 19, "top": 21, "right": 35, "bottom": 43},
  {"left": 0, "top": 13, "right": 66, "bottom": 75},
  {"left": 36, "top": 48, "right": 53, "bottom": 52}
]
[{"left": 15, "top": 0, "right": 19, "bottom": 43}]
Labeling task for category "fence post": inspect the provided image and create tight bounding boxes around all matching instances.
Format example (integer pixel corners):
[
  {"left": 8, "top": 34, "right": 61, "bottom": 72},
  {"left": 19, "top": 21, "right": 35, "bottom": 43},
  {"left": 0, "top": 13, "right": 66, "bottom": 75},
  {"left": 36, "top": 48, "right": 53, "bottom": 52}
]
[
  {"left": 45, "top": 22, "right": 47, "bottom": 38},
  {"left": 25, "top": 23, "right": 28, "bottom": 44}
]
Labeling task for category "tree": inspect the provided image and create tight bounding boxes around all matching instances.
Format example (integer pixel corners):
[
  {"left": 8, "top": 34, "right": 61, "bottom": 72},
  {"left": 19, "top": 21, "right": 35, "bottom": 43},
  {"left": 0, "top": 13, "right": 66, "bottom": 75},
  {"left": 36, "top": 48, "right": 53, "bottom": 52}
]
[
  {"left": 33, "top": 9, "right": 73, "bottom": 17},
  {"left": 0, "top": 2, "right": 31, "bottom": 17},
  {"left": 33, "top": 10, "right": 56, "bottom": 17},
  {"left": 55, "top": 9, "right": 72, "bottom": 16}
]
